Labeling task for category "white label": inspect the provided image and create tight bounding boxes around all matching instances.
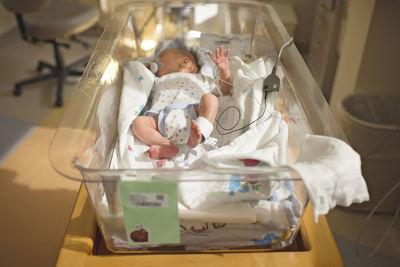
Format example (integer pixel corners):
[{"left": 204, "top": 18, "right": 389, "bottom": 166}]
[
  {"left": 130, "top": 193, "right": 169, "bottom": 208},
  {"left": 200, "top": 34, "right": 251, "bottom": 57}
]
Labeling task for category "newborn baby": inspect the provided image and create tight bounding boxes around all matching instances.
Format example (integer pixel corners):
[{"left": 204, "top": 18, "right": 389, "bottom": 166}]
[{"left": 132, "top": 46, "right": 231, "bottom": 159}]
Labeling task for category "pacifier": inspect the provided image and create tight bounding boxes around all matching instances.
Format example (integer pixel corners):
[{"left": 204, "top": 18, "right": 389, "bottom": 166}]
[{"left": 149, "top": 58, "right": 163, "bottom": 74}]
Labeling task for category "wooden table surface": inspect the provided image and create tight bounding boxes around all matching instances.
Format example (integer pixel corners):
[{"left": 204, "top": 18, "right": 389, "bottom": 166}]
[{"left": 56, "top": 185, "right": 343, "bottom": 267}]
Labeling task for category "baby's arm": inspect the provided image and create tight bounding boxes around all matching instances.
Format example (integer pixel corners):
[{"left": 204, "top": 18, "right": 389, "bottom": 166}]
[{"left": 210, "top": 45, "right": 231, "bottom": 95}]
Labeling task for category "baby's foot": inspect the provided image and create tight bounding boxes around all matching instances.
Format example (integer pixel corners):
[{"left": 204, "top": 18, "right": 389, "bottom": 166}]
[
  {"left": 146, "top": 144, "right": 179, "bottom": 159},
  {"left": 187, "top": 120, "right": 202, "bottom": 148}
]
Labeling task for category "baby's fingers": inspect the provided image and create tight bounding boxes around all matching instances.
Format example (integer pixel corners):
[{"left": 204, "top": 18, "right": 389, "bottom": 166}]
[
  {"left": 209, "top": 52, "right": 216, "bottom": 62},
  {"left": 219, "top": 45, "right": 224, "bottom": 57},
  {"left": 225, "top": 48, "right": 230, "bottom": 58},
  {"left": 215, "top": 47, "right": 220, "bottom": 57}
]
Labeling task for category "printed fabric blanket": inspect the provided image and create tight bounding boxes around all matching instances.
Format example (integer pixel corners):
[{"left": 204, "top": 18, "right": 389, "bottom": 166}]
[
  {"left": 101, "top": 56, "right": 368, "bottom": 224},
  {"left": 110, "top": 56, "right": 285, "bottom": 170}
]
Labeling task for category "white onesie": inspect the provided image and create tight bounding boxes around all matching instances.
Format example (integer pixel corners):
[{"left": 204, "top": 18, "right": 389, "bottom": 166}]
[{"left": 145, "top": 72, "right": 218, "bottom": 144}]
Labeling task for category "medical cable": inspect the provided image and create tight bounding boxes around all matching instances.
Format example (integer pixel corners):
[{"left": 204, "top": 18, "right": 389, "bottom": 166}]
[
  {"left": 263, "top": 37, "right": 294, "bottom": 96},
  {"left": 213, "top": 37, "right": 294, "bottom": 136},
  {"left": 213, "top": 76, "right": 275, "bottom": 135},
  {"left": 355, "top": 181, "right": 400, "bottom": 259},
  {"left": 272, "top": 37, "right": 294, "bottom": 74},
  {"left": 215, "top": 97, "right": 271, "bottom": 135}
]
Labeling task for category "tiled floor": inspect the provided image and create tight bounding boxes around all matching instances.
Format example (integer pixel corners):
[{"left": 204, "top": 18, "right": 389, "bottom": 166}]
[{"left": 0, "top": 26, "right": 399, "bottom": 267}]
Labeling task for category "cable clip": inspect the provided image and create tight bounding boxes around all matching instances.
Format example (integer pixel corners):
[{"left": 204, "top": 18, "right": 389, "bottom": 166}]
[{"left": 263, "top": 37, "right": 294, "bottom": 99}]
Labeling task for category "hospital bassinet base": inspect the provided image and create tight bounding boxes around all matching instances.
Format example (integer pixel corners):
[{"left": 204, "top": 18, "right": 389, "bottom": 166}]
[
  {"left": 49, "top": 0, "right": 344, "bottom": 253},
  {"left": 83, "top": 171, "right": 309, "bottom": 252}
]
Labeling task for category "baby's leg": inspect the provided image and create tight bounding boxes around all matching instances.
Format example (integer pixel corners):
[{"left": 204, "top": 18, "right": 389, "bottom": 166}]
[
  {"left": 132, "top": 116, "right": 179, "bottom": 159},
  {"left": 196, "top": 93, "right": 219, "bottom": 123},
  {"left": 187, "top": 93, "right": 218, "bottom": 148}
]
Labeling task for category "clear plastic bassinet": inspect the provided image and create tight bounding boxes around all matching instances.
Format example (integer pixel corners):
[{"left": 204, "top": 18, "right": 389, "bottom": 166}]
[{"left": 49, "top": 0, "right": 346, "bottom": 253}]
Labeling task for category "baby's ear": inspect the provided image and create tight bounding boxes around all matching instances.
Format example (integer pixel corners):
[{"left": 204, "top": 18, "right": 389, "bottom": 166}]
[
  {"left": 180, "top": 57, "right": 190, "bottom": 67},
  {"left": 180, "top": 57, "right": 197, "bottom": 73}
]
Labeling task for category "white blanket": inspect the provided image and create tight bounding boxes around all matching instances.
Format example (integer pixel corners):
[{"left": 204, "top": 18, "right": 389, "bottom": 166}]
[
  {"left": 107, "top": 57, "right": 369, "bottom": 224},
  {"left": 287, "top": 134, "right": 370, "bottom": 221},
  {"left": 115, "top": 62, "right": 154, "bottom": 169},
  {"left": 112, "top": 56, "right": 280, "bottom": 169},
  {"left": 211, "top": 57, "right": 281, "bottom": 146}
]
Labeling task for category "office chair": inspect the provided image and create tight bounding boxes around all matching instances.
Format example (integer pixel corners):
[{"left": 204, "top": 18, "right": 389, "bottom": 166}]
[{"left": 1, "top": 0, "right": 100, "bottom": 107}]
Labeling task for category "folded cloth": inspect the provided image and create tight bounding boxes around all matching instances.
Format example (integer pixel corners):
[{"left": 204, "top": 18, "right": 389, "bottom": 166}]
[
  {"left": 179, "top": 220, "right": 283, "bottom": 245},
  {"left": 178, "top": 202, "right": 257, "bottom": 224},
  {"left": 178, "top": 185, "right": 299, "bottom": 229},
  {"left": 253, "top": 196, "right": 302, "bottom": 228},
  {"left": 178, "top": 174, "right": 277, "bottom": 210},
  {"left": 287, "top": 134, "right": 370, "bottom": 221},
  {"left": 182, "top": 231, "right": 286, "bottom": 250}
]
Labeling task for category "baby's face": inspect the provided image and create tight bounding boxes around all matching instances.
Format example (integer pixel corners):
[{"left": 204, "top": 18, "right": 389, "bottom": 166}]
[
  {"left": 157, "top": 49, "right": 180, "bottom": 77},
  {"left": 156, "top": 49, "right": 198, "bottom": 77}
]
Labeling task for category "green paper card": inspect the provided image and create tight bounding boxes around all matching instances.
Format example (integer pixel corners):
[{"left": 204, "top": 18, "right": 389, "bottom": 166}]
[{"left": 118, "top": 180, "right": 180, "bottom": 246}]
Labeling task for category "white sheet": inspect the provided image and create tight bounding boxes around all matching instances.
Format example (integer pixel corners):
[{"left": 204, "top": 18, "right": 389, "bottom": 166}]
[
  {"left": 211, "top": 57, "right": 282, "bottom": 146},
  {"left": 112, "top": 55, "right": 280, "bottom": 169},
  {"left": 107, "top": 56, "right": 369, "bottom": 223},
  {"left": 287, "top": 134, "right": 370, "bottom": 221},
  {"left": 179, "top": 220, "right": 284, "bottom": 248},
  {"left": 116, "top": 61, "right": 154, "bottom": 169},
  {"left": 203, "top": 111, "right": 288, "bottom": 168}
]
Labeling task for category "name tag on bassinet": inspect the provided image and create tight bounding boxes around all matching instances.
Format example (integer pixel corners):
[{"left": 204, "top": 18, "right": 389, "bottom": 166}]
[
  {"left": 200, "top": 33, "right": 251, "bottom": 57},
  {"left": 118, "top": 180, "right": 180, "bottom": 245}
]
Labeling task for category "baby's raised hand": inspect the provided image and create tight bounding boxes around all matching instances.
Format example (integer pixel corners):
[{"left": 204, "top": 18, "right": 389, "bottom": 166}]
[
  {"left": 210, "top": 45, "right": 230, "bottom": 73},
  {"left": 210, "top": 45, "right": 231, "bottom": 95}
]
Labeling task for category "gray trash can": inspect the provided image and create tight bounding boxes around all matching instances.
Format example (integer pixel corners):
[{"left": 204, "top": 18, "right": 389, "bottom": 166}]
[{"left": 337, "top": 94, "right": 400, "bottom": 213}]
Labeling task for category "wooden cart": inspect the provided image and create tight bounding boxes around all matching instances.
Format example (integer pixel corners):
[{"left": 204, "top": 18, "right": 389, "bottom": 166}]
[{"left": 56, "top": 185, "right": 343, "bottom": 267}]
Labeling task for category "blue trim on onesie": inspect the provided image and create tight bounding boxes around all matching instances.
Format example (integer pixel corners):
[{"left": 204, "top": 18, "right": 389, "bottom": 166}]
[{"left": 157, "top": 102, "right": 198, "bottom": 138}]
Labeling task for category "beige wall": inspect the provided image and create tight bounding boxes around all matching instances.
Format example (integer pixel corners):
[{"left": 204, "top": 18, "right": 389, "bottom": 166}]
[
  {"left": 291, "top": 0, "right": 318, "bottom": 52},
  {"left": 0, "top": 5, "right": 15, "bottom": 36},
  {"left": 260, "top": 0, "right": 317, "bottom": 52},
  {"left": 355, "top": 0, "right": 400, "bottom": 96},
  {"left": 330, "top": 0, "right": 400, "bottom": 118},
  {"left": 329, "top": 0, "right": 376, "bottom": 114}
]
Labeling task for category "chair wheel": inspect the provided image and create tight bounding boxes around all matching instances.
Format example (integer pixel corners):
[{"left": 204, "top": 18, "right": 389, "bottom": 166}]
[
  {"left": 55, "top": 98, "right": 63, "bottom": 107},
  {"left": 36, "top": 63, "right": 44, "bottom": 72},
  {"left": 13, "top": 86, "right": 21, "bottom": 96}
]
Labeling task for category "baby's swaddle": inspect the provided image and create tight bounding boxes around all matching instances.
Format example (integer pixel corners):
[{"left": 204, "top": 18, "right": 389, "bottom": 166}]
[
  {"left": 146, "top": 72, "right": 218, "bottom": 144},
  {"left": 159, "top": 103, "right": 197, "bottom": 145},
  {"left": 137, "top": 37, "right": 218, "bottom": 146}
]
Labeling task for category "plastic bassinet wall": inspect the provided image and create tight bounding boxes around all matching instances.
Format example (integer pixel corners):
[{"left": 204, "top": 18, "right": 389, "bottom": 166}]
[{"left": 49, "top": 0, "right": 346, "bottom": 253}]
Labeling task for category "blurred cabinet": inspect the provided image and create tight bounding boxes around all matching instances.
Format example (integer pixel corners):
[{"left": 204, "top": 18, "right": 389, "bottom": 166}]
[
  {"left": 306, "top": 0, "right": 342, "bottom": 100},
  {"left": 270, "top": 2, "right": 299, "bottom": 36},
  {"left": 330, "top": 0, "right": 400, "bottom": 117}
]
